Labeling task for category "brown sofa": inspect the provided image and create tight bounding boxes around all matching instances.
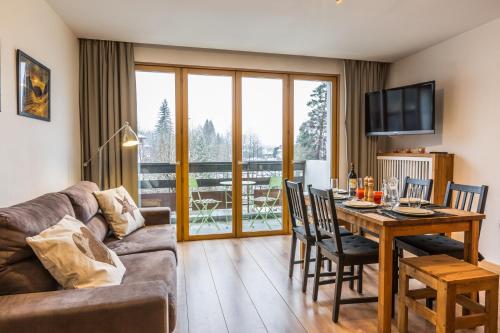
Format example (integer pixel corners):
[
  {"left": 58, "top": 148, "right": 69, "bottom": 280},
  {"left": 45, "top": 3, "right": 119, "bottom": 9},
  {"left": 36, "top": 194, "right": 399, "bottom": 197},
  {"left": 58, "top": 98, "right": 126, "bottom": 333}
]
[{"left": 0, "top": 181, "right": 177, "bottom": 333}]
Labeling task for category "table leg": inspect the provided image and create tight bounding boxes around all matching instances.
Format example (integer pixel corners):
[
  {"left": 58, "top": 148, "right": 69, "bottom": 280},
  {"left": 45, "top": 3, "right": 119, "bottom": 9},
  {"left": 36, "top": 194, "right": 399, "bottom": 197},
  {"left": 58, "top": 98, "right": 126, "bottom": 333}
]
[
  {"left": 463, "top": 220, "right": 480, "bottom": 315},
  {"left": 378, "top": 227, "right": 393, "bottom": 333}
]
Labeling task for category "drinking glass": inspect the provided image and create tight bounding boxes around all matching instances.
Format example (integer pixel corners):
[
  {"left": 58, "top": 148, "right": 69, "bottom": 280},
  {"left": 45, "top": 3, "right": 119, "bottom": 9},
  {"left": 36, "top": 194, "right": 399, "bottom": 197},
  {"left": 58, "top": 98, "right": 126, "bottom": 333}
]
[
  {"left": 355, "top": 178, "right": 365, "bottom": 200},
  {"left": 330, "top": 178, "right": 339, "bottom": 192},
  {"left": 386, "top": 177, "right": 400, "bottom": 209},
  {"left": 408, "top": 186, "right": 423, "bottom": 208}
]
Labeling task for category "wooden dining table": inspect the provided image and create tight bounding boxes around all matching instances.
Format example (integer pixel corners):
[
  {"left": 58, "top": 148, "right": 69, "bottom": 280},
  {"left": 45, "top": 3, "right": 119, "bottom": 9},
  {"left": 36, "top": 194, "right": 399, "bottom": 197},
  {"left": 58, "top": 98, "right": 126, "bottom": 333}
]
[{"left": 303, "top": 197, "right": 485, "bottom": 333}]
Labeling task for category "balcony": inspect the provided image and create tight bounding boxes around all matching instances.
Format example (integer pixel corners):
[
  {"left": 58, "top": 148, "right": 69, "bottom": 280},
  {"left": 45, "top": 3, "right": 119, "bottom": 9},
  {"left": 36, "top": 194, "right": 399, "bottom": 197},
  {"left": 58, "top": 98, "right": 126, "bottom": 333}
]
[{"left": 139, "top": 160, "right": 306, "bottom": 234}]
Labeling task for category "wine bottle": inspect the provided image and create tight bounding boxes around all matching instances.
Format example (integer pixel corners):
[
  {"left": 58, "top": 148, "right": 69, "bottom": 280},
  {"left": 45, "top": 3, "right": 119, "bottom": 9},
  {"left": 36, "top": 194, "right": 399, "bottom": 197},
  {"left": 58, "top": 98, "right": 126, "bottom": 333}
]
[{"left": 348, "top": 163, "right": 357, "bottom": 196}]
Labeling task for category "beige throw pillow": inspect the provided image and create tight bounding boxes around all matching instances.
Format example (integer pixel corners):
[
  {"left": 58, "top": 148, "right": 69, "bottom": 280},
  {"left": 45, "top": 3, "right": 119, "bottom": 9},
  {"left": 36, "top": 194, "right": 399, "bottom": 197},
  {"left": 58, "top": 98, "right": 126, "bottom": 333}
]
[
  {"left": 94, "top": 186, "right": 145, "bottom": 239},
  {"left": 26, "top": 215, "right": 125, "bottom": 289}
]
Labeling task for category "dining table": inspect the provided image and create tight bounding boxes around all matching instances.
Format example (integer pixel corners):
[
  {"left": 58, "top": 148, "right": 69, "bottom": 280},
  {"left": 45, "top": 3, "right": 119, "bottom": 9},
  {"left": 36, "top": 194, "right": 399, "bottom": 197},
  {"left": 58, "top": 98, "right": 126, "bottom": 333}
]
[{"left": 303, "top": 195, "right": 486, "bottom": 333}]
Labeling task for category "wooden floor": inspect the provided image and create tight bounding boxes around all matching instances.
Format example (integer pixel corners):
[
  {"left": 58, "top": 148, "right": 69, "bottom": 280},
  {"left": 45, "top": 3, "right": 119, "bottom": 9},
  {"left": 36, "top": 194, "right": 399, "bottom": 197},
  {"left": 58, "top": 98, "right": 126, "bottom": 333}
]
[{"left": 174, "top": 236, "right": 500, "bottom": 333}]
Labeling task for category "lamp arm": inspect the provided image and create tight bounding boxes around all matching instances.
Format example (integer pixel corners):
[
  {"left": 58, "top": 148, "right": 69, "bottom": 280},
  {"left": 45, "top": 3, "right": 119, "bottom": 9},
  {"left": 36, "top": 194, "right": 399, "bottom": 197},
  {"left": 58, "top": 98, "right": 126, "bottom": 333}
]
[{"left": 83, "top": 122, "right": 130, "bottom": 167}]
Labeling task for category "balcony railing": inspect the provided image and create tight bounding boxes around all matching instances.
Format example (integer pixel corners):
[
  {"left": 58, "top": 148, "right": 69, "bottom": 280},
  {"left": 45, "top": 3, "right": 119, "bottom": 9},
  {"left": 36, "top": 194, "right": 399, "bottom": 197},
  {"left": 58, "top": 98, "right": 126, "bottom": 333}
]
[{"left": 138, "top": 160, "right": 306, "bottom": 212}]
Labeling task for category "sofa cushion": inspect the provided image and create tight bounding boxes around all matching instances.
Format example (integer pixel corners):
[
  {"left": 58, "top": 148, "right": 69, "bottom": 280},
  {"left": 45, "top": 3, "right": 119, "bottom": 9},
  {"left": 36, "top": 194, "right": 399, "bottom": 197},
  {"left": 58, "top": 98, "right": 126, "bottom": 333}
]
[
  {"left": 104, "top": 224, "right": 177, "bottom": 259},
  {"left": 85, "top": 213, "right": 109, "bottom": 242},
  {"left": 60, "top": 181, "right": 100, "bottom": 223},
  {"left": 120, "top": 250, "right": 176, "bottom": 332},
  {"left": 0, "top": 192, "right": 75, "bottom": 269},
  {"left": 0, "top": 258, "right": 59, "bottom": 296},
  {"left": 27, "top": 215, "right": 126, "bottom": 289}
]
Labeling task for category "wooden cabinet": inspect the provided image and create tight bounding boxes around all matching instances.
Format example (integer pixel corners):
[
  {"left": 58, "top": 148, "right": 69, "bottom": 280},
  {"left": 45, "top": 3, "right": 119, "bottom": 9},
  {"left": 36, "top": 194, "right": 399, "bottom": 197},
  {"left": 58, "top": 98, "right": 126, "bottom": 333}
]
[{"left": 377, "top": 152, "right": 454, "bottom": 204}]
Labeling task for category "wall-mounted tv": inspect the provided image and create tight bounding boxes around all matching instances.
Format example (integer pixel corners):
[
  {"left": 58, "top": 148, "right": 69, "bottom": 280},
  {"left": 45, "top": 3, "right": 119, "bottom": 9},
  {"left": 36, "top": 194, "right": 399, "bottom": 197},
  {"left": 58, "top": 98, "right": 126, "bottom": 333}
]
[{"left": 365, "top": 81, "right": 435, "bottom": 136}]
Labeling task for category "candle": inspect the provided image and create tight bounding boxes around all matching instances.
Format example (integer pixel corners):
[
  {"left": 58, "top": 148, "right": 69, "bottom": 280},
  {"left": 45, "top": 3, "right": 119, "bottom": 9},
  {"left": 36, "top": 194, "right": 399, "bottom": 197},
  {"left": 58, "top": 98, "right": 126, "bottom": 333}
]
[
  {"left": 374, "top": 191, "right": 383, "bottom": 204},
  {"left": 356, "top": 188, "right": 365, "bottom": 200}
]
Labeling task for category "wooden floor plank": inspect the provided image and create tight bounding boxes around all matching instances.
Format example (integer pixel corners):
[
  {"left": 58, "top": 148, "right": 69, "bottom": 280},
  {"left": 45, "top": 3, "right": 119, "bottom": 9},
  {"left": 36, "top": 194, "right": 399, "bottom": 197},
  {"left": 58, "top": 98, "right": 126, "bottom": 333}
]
[
  {"left": 202, "top": 240, "right": 267, "bottom": 333},
  {"left": 182, "top": 240, "right": 228, "bottom": 333},
  {"left": 173, "top": 243, "right": 189, "bottom": 333},
  {"left": 176, "top": 236, "right": 498, "bottom": 333},
  {"left": 223, "top": 238, "right": 307, "bottom": 333}
]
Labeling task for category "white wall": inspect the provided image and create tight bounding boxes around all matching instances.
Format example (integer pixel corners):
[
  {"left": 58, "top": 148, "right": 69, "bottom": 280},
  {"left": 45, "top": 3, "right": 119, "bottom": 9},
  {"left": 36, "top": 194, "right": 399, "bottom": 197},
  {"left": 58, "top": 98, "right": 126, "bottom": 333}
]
[
  {"left": 385, "top": 18, "right": 500, "bottom": 263},
  {"left": 134, "top": 44, "right": 348, "bottom": 187},
  {"left": 0, "top": 0, "right": 80, "bottom": 206}
]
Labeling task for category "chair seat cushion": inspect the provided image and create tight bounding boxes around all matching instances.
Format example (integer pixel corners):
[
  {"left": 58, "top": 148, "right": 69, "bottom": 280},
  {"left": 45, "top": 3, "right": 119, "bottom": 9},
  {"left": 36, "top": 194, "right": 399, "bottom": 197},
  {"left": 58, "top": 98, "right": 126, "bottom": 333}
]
[
  {"left": 395, "top": 235, "right": 485, "bottom": 261},
  {"left": 104, "top": 224, "right": 177, "bottom": 259},
  {"left": 293, "top": 225, "right": 352, "bottom": 239},
  {"left": 120, "top": 250, "right": 177, "bottom": 332},
  {"left": 318, "top": 235, "right": 379, "bottom": 261}
]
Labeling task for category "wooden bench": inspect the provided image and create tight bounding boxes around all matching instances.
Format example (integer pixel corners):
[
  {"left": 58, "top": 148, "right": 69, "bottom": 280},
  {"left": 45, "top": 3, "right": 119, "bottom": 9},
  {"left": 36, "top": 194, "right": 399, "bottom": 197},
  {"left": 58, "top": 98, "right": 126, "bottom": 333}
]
[{"left": 398, "top": 254, "right": 498, "bottom": 333}]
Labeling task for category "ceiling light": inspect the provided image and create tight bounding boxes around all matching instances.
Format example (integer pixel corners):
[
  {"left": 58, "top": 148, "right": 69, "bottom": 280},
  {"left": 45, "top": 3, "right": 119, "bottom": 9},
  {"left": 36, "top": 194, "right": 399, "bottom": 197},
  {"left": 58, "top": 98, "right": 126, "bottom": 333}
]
[{"left": 336, "top": 0, "right": 343, "bottom": 4}]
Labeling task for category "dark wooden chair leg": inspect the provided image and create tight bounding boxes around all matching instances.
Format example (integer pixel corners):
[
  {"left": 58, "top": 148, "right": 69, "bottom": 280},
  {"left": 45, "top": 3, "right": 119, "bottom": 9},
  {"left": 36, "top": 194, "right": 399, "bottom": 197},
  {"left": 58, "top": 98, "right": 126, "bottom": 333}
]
[
  {"left": 357, "top": 264, "right": 363, "bottom": 294},
  {"left": 289, "top": 233, "right": 297, "bottom": 278},
  {"left": 349, "top": 265, "right": 355, "bottom": 290},
  {"left": 312, "top": 245, "right": 322, "bottom": 301},
  {"left": 302, "top": 241, "right": 312, "bottom": 293},
  {"left": 327, "top": 260, "right": 333, "bottom": 272},
  {"left": 333, "top": 262, "right": 344, "bottom": 323},
  {"left": 392, "top": 247, "right": 400, "bottom": 318}
]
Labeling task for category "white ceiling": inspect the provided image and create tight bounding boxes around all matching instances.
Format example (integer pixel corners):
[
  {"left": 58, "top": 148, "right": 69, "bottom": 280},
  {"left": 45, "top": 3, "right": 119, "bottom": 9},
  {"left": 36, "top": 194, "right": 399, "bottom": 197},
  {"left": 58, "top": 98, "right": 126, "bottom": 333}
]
[{"left": 46, "top": 0, "right": 500, "bottom": 62}]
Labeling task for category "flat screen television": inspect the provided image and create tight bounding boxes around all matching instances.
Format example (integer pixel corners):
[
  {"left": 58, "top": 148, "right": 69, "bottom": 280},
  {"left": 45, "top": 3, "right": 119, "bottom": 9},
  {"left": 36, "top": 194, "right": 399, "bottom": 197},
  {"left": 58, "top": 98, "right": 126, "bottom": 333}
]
[{"left": 365, "top": 81, "right": 435, "bottom": 136}]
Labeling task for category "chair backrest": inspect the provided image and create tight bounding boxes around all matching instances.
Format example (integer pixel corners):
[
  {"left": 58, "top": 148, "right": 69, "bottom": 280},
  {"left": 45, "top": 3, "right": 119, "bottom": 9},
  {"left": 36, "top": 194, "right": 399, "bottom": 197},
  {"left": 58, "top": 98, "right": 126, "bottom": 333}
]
[
  {"left": 266, "top": 176, "right": 282, "bottom": 200},
  {"left": 284, "top": 179, "right": 310, "bottom": 235},
  {"left": 402, "top": 176, "right": 434, "bottom": 202},
  {"left": 308, "top": 186, "right": 343, "bottom": 253},
  {"left": 269, "top": 176, "right": 282, "bottom": 189},
  {"left": 188, "top": 177, "right": 199, "bottom": 189},
  {"left": 443, "top": 181, "right": 488, "bottom": 214}
]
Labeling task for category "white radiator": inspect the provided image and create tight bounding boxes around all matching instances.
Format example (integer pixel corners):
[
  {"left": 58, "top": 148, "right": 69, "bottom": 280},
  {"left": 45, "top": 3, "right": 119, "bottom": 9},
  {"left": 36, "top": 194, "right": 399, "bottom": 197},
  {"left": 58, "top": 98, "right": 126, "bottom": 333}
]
[{"left": 377, "top": 155, "right": 433, "bottom": 192}]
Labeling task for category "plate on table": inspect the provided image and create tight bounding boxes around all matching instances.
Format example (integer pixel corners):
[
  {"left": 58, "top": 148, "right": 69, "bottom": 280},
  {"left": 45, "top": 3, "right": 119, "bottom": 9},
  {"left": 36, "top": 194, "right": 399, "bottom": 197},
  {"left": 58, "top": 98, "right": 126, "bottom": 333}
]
[
  {"left": 333, "top": 188, "right": 348, "bottom": 195},
  {"left": 392, "top": 206, "right": 435, "bottom": 216},
  {"left": 342, "top": 200, "right": 378, "bottom": 209},
  {"left": 399, "top": 197, "right": 431, "bottom": 205},
  {"left": 333, "top": 193, "right": 350, "bottom": 200}
]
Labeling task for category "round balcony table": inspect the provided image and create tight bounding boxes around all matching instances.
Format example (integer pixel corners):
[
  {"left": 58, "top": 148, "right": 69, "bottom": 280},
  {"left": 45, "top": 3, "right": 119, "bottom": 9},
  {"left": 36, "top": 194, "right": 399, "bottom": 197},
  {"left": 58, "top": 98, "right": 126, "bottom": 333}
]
[{"left": 219, "top": 180, "right": 256, "bottom": 214}]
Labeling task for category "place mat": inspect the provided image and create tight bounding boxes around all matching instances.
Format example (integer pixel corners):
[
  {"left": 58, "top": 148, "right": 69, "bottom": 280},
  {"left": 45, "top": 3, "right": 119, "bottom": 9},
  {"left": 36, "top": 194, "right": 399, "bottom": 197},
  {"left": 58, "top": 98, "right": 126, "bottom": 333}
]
[{"left": 336, "top": 202, "right": 456, "bottom": 221}]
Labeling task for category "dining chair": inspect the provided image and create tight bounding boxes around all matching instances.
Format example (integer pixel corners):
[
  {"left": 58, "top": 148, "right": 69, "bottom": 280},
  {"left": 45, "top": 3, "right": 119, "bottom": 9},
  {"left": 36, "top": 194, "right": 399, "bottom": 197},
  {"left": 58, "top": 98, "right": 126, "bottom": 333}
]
[
  {"left": 284, "top": 179, "right": 351, "bottom": 293},
  {"left": 308, "top": 186, "right": 378, "bottom": 322},
  {"left": 394, "top": 181, "right": 488, "bottom": 308},
  {"left": 189, "top": 177, "right": 222, "bottom": 232},
  {"left": 395, "top": 181, "right": 488, "bottom": 260},
  {"left": 401, "top": 176, "right": 434, "bottom": 202}
]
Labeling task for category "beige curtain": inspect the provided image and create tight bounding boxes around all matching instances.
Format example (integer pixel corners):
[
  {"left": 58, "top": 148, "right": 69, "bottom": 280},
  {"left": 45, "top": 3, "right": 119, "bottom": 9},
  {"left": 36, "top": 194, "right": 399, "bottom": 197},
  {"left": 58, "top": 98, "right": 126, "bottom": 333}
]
[
  {"left": 344, "top": 60, "right": 389, "bottom": 178},
  {"left": 79, "top": 39, "right": 138, "bottom": 200}
]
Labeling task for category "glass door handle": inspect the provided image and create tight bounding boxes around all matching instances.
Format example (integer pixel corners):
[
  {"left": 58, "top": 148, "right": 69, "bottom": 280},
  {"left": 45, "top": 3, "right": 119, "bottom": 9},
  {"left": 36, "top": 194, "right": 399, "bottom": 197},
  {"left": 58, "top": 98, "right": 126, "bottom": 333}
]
[
  {"left": 237, "top": 161, "right": 244, "bottom": 165},
  {"left": 175, "top": 161, "right": 181, "bottom": 166}
]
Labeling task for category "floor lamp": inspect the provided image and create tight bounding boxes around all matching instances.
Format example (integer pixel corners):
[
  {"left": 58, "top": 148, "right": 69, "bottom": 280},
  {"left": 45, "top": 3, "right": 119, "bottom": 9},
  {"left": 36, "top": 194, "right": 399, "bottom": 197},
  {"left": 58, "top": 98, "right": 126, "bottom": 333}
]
[{"left": 83, "top": 121, "right": 139, "bottom": 190}]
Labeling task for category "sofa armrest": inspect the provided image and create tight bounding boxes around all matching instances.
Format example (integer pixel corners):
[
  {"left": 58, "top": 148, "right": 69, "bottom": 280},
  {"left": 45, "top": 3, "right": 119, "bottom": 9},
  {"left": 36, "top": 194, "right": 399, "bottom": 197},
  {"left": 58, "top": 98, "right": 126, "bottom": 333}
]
[
  {"left": 140, "top": 207, "right": 171, "bottom": 226},
  {"left": 0, "top": 281, "right": 168, "bottom": 333}
]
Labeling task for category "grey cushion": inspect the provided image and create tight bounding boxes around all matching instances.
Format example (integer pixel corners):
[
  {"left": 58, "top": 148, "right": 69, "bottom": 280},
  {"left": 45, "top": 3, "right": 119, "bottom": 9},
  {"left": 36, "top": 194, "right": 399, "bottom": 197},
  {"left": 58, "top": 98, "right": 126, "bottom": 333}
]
[
  {"left": 293, "top": 225, "right": 352, "bottom": 239},
  {"left": 105, "top": 224, "right": 177, "bottom": 259},
  {"left": 396, "top": 235, "right": 485, "bottom": 261},
  {"left": 120, "top": 250, "right": 177, "bottom": 332},
  {"left": 318, "top": 235, "right": 379, "bottom": 259},
  {"left": 0, "top": 192, "right": 75, "bottom": 269},
  {"left": 60, "top": 181, "right": 100, "bottom": 223}
]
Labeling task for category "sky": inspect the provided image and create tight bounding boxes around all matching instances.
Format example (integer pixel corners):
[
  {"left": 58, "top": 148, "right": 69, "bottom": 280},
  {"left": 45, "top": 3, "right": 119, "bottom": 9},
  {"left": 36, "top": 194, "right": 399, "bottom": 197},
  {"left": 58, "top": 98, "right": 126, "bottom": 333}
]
[{"left": 136, "top": 71, "right": 332, "bottom": 148}]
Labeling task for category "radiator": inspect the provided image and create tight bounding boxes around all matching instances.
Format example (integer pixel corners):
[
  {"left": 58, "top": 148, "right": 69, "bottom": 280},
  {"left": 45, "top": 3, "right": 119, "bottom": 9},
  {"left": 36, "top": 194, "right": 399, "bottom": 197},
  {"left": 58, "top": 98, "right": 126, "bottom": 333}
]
[{"left": 377, "top": 155, "right": 433, "bottom": 193}]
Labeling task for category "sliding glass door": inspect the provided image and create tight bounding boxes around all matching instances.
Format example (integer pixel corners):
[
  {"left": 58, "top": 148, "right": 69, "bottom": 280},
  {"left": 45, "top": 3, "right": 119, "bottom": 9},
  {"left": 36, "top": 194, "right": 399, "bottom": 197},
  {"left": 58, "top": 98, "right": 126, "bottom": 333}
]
[
  {"left": 183, "top": 69, "right": 235, "bottom": 239},
  {"left": 135, "top": 66, "right": 181, "bottom": 239},
  {"left": 238, "top": 73, "right": 287, "bottom": 235},
  {"left": 292, "top": 76, "right": 337, "bottom": 189}
]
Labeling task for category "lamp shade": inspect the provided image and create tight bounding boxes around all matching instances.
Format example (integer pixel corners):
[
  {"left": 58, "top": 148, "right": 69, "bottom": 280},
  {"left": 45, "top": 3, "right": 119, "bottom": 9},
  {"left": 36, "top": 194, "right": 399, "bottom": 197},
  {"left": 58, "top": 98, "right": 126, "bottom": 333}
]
[{"left": 122, "top": 124, "right": 139, "bottom": 147}]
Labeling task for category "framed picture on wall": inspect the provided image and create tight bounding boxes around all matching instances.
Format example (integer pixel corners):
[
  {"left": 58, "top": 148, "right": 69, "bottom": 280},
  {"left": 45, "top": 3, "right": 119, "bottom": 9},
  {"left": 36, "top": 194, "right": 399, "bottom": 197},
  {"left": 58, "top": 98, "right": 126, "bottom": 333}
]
[{"left": 17, "top": 50, "right": 50, "bottom": 121}]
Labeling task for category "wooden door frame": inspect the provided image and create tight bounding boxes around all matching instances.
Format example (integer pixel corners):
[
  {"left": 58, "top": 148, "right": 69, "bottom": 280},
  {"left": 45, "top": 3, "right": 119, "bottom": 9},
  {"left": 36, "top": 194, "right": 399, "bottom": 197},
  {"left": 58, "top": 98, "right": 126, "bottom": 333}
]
[
  {"left": 135, "top": 65, "right": 184, "bottom": 241},
  {"left": 235, "top": 71, "right": 290, "bottom": 238},
  {"left": 289, "top": 74, "right": 340, "bottom": 188},
  {"left": 135, "top": 64, "right": 340, "bottom": 241},
  {"left": 182, "top": 68, "right": 237, "bottom": 241}
]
